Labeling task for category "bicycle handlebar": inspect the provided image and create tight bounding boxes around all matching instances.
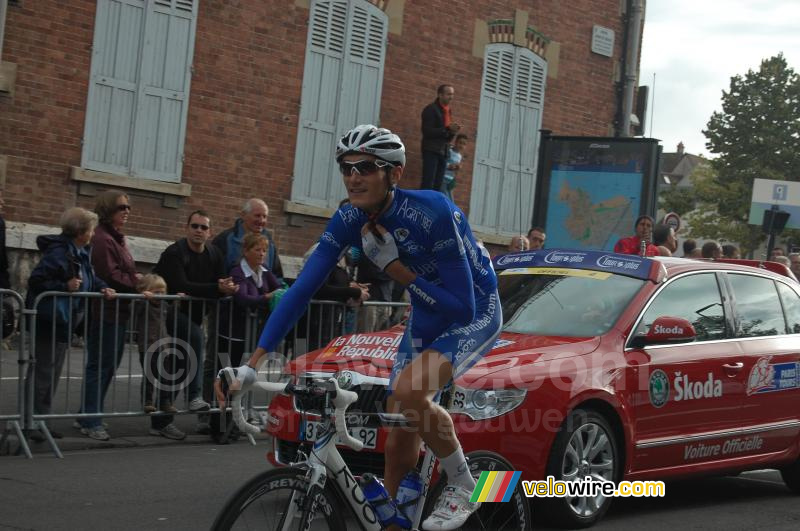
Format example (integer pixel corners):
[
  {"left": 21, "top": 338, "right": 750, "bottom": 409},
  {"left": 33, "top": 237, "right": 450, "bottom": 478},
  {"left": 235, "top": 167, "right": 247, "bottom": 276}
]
[{"left": 228, "top": 377, "right": 364, "bottom": 451}]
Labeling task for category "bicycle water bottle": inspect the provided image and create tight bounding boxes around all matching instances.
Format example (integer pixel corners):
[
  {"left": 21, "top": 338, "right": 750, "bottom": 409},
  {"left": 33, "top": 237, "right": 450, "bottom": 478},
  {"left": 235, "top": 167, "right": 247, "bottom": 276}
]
[
  {"left": 395, "top": 470, "right": 423, "bottom": 529},
  {"left": 359, "top": 474, "right": 399, "bottom": 526}
]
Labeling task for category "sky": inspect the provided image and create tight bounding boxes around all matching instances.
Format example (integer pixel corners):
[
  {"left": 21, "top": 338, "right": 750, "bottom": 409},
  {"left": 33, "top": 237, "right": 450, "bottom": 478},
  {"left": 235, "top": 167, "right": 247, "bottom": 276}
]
[{"left": 639, "top": 0, "right": 800, "bottom": 157}]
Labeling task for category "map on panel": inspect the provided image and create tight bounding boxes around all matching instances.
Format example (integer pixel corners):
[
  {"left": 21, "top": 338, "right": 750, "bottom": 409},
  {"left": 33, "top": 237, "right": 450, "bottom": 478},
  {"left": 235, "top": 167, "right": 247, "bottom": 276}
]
[{"left": 545, "top": 170, "right": 642, "bottom": 251}]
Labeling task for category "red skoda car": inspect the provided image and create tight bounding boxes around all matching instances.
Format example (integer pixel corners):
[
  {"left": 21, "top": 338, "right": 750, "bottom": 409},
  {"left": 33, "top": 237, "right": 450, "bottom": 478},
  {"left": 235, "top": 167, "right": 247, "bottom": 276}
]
[{"left": 265, "top": 249, "right": 800, "bottom": 527}]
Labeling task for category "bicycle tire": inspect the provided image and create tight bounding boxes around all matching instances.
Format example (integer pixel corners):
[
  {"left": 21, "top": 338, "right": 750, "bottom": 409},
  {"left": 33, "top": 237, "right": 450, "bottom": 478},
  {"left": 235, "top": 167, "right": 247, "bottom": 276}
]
[
  {"left": 211, "top": 466, "right": 347, "bottom": 531},
  {"left": 422, "top": 450, "right": 532, "bottom": 531}
]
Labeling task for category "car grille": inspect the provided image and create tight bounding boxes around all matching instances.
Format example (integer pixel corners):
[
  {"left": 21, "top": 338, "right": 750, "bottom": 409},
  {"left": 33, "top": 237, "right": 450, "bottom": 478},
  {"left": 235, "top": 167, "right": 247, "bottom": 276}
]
[
  {"left": 294, "top": 384, "right": 388, "bottom": 428},
  {"left": 276, "top": 439, "right": 387, "bottom": 477}
]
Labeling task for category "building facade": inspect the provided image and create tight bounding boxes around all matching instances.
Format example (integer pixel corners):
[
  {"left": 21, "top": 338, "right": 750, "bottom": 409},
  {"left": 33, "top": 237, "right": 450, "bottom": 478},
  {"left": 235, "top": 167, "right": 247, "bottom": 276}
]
[{"left": 0, "top": 0, "right": 643, "bottom": 284}]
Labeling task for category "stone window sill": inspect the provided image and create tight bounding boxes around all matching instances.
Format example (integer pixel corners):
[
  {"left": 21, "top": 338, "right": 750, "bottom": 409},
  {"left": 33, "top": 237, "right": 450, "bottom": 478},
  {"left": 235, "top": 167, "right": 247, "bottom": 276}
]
[{"left": 71, "top": 167, "right": 191, "bottom": 208}]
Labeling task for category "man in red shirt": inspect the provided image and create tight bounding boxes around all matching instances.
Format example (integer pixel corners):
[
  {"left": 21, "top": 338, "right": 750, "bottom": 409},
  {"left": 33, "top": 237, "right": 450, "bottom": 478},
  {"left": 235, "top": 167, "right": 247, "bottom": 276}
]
[{"left": 613, "top": 215, "right": 659, "bottom": 256}]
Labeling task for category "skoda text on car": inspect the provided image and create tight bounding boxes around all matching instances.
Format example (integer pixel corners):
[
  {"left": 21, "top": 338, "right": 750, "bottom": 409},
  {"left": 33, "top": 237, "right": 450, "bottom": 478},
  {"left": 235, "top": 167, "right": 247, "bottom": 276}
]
[{"left": 264, "top": 249, "right": 800, "bottom": 528}]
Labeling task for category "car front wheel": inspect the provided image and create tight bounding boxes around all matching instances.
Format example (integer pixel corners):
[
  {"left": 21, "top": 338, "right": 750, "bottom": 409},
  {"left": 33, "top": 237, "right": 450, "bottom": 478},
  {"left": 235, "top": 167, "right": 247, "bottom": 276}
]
[{"left": 540, "top": 408, "right": 620, "bottom": 528}]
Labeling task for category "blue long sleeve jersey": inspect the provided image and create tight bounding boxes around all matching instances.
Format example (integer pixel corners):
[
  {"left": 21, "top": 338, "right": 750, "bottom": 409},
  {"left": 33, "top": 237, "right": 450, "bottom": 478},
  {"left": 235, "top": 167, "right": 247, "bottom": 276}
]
[{"left": 257, "top": 188, "right": 497, "bottom": 352}]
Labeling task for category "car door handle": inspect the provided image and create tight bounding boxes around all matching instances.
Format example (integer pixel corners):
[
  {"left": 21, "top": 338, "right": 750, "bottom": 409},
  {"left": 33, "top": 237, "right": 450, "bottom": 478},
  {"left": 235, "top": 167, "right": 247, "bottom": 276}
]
[{"left": 722, "top": 362, "right": 744, "bottom": 370}]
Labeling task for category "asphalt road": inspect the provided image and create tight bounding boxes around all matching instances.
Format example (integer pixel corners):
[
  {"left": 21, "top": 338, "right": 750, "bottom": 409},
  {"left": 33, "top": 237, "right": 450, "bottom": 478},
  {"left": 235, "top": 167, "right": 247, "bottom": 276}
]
[{"left": 2, "top": 438, "right": 800, "bottom": 530}]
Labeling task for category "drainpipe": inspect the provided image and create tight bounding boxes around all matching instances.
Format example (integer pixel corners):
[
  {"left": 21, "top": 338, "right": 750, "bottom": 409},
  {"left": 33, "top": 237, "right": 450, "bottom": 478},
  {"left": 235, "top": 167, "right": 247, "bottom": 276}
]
[
  {"left": 0, "top": 0, "right": 7, "bottom": 61},
  {"left": 621, "top": 0, "right": 645, "bottom": 137}
]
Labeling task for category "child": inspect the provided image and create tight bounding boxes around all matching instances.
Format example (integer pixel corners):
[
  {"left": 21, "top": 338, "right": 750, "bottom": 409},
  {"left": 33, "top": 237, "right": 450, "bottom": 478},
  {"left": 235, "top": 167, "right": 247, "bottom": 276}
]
[
  {"left": 135, "top": 274, "right": 176, "bottom": 414},
  {"left": 442, "top": 133, "right": 468, "bottom": 202}
]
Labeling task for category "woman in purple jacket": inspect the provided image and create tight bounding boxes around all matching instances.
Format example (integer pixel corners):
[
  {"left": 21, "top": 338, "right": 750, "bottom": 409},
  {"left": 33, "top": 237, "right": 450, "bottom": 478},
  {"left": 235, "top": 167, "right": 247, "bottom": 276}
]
[
  {"left": 76, "top": 190, "right": 140, "bottom": 441},
  {"left": 219, "top": 233, "right": 280, "bottom": 367}
]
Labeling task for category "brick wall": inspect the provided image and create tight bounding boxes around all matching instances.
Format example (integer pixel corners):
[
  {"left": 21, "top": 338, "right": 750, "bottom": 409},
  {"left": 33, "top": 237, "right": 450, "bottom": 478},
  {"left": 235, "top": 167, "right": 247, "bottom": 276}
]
[{"left": 0, "top": 0, "right": 630, "bottom": 260}]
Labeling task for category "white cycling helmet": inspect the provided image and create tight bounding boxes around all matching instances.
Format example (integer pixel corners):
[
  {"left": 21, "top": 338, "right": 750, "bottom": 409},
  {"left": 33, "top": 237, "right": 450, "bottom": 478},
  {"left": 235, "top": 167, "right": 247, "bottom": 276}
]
[{"left": 336, "top": 124, "right": 406, "bottom": 167}]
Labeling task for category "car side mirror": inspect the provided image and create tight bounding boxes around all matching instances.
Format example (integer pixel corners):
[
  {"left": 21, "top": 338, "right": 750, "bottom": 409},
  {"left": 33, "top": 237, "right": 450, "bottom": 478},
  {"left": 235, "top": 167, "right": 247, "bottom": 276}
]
[{"left": 631, "top": 316, "right": 696, "bottom": 348}]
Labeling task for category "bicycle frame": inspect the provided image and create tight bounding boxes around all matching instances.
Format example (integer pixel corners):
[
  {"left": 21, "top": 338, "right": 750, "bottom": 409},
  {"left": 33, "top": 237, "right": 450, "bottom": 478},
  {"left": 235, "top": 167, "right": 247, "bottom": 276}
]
[{"left": 229, "top": 376, "right": 438, "bottom": 531}]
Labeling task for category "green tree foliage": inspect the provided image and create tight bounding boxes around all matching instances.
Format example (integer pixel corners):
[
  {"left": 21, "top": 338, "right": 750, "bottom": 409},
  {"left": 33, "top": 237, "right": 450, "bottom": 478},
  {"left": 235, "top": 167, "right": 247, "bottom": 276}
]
[
  {"left": 697, "top": 54, "right": 800, "bottom": 254},
  {"left": 659, "top": 183, "right": 697, "bottom": 216}
]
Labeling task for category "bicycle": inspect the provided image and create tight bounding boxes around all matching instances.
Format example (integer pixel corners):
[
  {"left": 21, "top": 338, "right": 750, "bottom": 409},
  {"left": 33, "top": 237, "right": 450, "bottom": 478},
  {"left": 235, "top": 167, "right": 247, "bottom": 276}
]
[{"left": 211, "top": 373, "right": 532, "bottom": 530}]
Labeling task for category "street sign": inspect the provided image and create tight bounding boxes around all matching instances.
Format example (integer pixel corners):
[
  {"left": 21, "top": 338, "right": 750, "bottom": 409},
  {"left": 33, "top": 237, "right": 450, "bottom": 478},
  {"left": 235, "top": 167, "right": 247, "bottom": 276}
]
[
  {"left": 663, "top": 212, "right": 681, "bottom": 232},
  {"left": 749, "top": 178, "right": 800, "bottom": 229}
]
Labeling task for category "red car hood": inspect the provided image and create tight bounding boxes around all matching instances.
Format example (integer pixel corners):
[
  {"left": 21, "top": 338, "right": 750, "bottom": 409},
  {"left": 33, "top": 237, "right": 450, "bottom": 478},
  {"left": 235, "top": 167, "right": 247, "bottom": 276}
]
[{"left": 288, "top": 328, "right": 601, "bottom": 380}]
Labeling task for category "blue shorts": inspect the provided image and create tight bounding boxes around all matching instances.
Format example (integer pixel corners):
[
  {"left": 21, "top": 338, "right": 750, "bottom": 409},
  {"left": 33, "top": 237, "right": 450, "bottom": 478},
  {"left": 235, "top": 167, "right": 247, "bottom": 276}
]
[{"left": 388, "top": 290, "right": 502, "bottom": 391}]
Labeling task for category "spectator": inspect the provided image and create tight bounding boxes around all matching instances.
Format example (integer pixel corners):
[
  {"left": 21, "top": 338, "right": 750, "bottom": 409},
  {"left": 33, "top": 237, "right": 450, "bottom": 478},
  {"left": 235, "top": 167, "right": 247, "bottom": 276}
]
[
  {"left": 1, "top": 192, "right": 14, "bottom": 342},
  {"left": 775, "top": 255, "right": 791, "bottom": 268},
  {"left": 0, "top": 191, "right": 9, "bottom": 290},
  {"left": 221, "top": 233, "right": 281, "bottom": 367},
  {"left": 213, "top": 198, "right": 284, "bottom": 281},
  {"left": 682, "top": 239, "right": 697, "bottom": 257},
  {"left": 527, "top": 227, "right": 546, "bottom": 250},
  {"left": 789, "top": 252, "right": 800, "bottom": 278},
  {"left": 134, "top": 273, "right": 177, "bottom": 419},
  {"left": 613, "top": 215, "right": 659, "bottom": 256},
  {"left": 508, "top": 235, "right": 529, "bottom": 253},
  {"left": 153, "top": 210, "right": 238, "bottom": 436},
  {"left": 771, "top": 247, "right": 786, "bottom": 261},
  {"left": 420, "top": 84, "right": 461, "bottom": 191},
  {"left": 76, "top": 190, "right": 139, "bottom": 440},
  {"left": 653, "top": 224, "right": 677, "bottom": 256},
  {"left": 299, "top": 242, "right": 369, "bottom": 352},
  {"left": 27, "top": 207, "right": 115, "bottom": 440},
  {"left": 441, "top": 133, "right": 468, "bottom": 202},
  {"left": 722, "top": 244, "right": 740, "bottom": 259},
  {"left": 701, "top": 241, "right": 722, "bottom": 259}
]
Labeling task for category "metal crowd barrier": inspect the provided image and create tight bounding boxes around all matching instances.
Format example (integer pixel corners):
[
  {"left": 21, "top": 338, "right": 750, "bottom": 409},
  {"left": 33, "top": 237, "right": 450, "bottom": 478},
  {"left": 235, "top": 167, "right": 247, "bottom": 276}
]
[
  {"left": 15, "top": 289, "right": 408, "bottom": 458},
  {"left": 0, "top": 289, "right": 30, "bottom": 458}
]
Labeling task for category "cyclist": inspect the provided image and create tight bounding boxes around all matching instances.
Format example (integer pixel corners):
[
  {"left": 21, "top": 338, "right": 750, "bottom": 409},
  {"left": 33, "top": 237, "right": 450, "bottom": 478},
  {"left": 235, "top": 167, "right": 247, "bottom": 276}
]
[{"left": 216, "top": 124, "right": 501, "bottom": 530}]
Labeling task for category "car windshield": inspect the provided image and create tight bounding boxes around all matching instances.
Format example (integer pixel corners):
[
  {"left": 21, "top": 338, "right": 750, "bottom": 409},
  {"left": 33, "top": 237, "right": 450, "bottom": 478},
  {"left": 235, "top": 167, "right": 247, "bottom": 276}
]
[{"left": 497, "top": 270, "right": 646, "bottom": 337}]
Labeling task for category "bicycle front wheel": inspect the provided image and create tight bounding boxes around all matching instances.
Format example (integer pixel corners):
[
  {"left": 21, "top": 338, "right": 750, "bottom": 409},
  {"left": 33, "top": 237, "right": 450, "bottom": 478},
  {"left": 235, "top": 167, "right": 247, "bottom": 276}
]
[{"left": 212, "top": 466, "right": 346, "bottom": 531}]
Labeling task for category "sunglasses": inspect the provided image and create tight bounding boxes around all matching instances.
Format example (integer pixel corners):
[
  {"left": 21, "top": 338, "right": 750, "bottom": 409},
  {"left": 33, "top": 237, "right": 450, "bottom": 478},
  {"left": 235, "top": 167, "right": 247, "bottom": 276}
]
[
  {"left": 339, "top": 159, "right": 392, "bottom": 176},
  {"left": 117, "top": 204, "right": 132, "bottom": 212},
  {"left": 190, "top": 223, "right": 210, "bottom": 231}
]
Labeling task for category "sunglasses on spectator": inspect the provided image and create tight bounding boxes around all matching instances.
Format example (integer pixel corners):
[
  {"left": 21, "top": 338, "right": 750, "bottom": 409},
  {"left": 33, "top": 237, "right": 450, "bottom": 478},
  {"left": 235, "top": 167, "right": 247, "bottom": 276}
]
[
  {"left": 190, "top": 223, "right": 210, "bottom": 231},
  {"left": 339, "top": 159, "right": 392, "bottom": 176},
  {"left": 117, "top": 204, "right": 131, "bottom": 212}
]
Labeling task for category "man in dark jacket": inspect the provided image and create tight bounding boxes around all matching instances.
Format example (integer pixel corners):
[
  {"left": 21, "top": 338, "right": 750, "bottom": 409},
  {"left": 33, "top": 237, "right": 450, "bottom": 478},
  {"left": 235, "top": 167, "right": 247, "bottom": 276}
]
[
  {"left": 420, "top": 84, "right": 461, "bottom": 191},
  {"left": 152, "top": 210, "right": 238, "bottom": 433},
  {"left": 212, "top": 198, "right": 284, "bottom": 281}
]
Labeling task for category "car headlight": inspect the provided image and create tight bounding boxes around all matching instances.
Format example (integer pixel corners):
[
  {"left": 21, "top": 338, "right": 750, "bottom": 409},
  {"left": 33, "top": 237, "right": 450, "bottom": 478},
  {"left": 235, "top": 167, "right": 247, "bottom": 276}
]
[{"left": 449, "top": 386, "right": 527, "bottom": 420}]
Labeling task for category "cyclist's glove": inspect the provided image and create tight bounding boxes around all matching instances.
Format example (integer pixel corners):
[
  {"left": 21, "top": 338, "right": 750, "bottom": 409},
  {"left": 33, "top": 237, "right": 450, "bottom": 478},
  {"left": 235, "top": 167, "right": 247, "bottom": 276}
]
[
  {"left": 361, "top": 229, "right": 400, "bottom": 270},
  {"left": 217, "top": 365, "right": 257, "bottom": 395}
]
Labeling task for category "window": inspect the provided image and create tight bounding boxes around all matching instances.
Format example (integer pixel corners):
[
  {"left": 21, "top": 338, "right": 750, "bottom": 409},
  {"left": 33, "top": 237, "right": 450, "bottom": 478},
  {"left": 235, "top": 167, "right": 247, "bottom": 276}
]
[
  {"left": 469, "top": 43, "right": 547, "bottom": 235},
  {"left": 82, "top": 0, "right": 198, "bottom": 183},
  {"left": 637, "top": 273, "right": 727, "bottom": 342},
  {"left": 498, "top": 272, "right": 644, "bottom": 337},
  {"left": 291, "top": 0, "right": 388, "bottom": 209},
  {"left": 777, "top": 282, "right": 800, "bottom": 334},
  {"left": 728, "top": 274, "right": 787, "bottom": 337}
]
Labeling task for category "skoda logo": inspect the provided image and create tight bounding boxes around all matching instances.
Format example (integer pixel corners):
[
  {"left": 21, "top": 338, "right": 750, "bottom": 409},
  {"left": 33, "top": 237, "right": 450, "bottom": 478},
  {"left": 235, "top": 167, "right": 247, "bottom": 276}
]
[
  {"left": 337, "top": 370, "right": 354, "bottom": 389},
  {"left": 649, "top": 369, "right": 670, "bottom": 408}
]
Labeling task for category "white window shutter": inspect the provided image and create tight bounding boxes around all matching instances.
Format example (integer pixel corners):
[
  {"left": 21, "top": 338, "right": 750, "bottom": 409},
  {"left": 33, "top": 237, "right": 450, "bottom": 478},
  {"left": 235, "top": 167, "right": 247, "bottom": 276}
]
[
  {"left": 131, "top": 0, "right": 198, "bottom": 182},
  {"left": 82, "top": 0, "right": 197, "bottom": 182},
  {"left": 292, "top": 0, "right": 349, "bottom": 207},
  {"left": 469, "top": 44, "right": 515, "bottom": 233},
  {"left": 82, "top": 0, "right": 146, "bottom": 175},
  {"left": 469, "top": 44, "right": 547, "bottom": 235},
  {"left": 499, "top": 47, "right": 547, "bottom": 233},
  {"left": 292, "top": 0, "right": 387, "bottom": 209}
]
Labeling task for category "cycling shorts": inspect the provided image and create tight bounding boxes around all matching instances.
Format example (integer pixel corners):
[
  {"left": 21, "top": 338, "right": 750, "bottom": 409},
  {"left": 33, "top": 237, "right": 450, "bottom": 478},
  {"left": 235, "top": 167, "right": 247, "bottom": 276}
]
[{"left": 388, "top": 290, "right": 501, "bottom": 392}]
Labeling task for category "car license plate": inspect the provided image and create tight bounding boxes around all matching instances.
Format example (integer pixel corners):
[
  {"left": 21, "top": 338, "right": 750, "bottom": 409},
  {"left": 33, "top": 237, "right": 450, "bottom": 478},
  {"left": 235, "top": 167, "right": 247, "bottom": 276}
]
[{"left": 300, "top": 420, "right": 377, "bottom": 449}]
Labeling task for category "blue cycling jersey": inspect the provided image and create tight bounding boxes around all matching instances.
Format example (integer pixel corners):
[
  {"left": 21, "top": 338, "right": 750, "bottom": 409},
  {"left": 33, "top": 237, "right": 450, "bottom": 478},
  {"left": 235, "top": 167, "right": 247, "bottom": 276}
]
[{"left": 257, "top": 188, "right": 497, "bottom": 352}]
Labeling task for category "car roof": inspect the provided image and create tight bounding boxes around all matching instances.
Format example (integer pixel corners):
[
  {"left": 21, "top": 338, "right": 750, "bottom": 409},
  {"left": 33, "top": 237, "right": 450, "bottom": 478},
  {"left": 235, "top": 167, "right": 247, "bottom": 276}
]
[
  {"left": 652, "top": 256, "right": 798, "bottom": 282},
  {"left": 492, "top": 249, "right": 798, "bottom": 284}
]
